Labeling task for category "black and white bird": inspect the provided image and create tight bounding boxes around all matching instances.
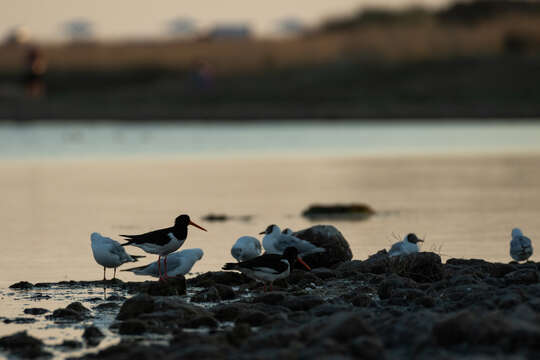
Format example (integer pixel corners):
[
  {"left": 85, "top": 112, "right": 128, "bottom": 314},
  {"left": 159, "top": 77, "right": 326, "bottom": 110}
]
[
  {"left": 90, "top": 232, "right": 143, "bottom": 280},
  {"left": 123, "top": 248, "right": 203, "bottom": 278},
  {"left": 388, "top": 233, "right": 424, "bottom": 257},
  {"left": 231, "top": 236, "right": 262, "bottom": 262},
  {"left": 260, "top": 224, "right": 325, "bottom": 257},
  {"left": 222, "top": 247, "right": 311, "bottom": 292},
  {"left": 120, "top": 214, "right": 207, "bottom": 280},
  {"left": 510, "top": 228, "right": 533, "bottom": 262}
]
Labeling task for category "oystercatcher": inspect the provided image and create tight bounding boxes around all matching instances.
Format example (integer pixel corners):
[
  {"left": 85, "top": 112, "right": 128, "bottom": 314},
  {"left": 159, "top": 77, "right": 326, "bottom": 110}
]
[
  {"left": 510, "top": 228, "right": 533, "bottom": 262},
  {"left": 222, "top": 246, "right": 311, "bottom": 292},
  {"left": 231, "top": 236, "right": 262, "bottom": 262},
  {"left": 123, "top": 248, "right": 203, "bottom": 278},
  {"left": 260, "top": 224, "right": 325, "bottom": 257},
  {"left": 90, "top": 232, "right": 144, "bottom": 280},
  {"left": 120, "top": 214, "right": 207, "bottom": 280},
  {"left": 388, "top": 233, "right": 424, "bottom": 257}
]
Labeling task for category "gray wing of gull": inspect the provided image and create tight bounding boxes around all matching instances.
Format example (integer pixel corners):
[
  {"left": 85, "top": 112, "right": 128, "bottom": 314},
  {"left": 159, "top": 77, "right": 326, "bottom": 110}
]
[
  {"left": 108, "top": 241, "right": 136, "bottom": 264},
  {"left": 273, "top": 234, "right": 325, "bottom": 256},
  {"left": 389, "top": 242, "right": 404, "bottom": 257}
]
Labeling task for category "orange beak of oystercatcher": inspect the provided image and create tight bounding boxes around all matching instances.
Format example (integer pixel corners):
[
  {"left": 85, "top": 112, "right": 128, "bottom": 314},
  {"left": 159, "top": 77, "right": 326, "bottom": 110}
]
[
  {"left": 296, "top": 256, "right": 311, "bottom": 271},
  {"left": 189, "top": 220, "right": 207, "bottom": 232}
]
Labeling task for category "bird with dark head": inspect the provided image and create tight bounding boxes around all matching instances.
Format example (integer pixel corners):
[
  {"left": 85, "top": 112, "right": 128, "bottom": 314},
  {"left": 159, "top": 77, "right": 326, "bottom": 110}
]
[
  {"left": 222, "top": 246, "right": 311, "bottom": 292},
  {"left": 120, "top": 214, "right": 207, "bottom": 281},
  {"left": 389, "top": 232, "right": 424, "bottom": 257}
]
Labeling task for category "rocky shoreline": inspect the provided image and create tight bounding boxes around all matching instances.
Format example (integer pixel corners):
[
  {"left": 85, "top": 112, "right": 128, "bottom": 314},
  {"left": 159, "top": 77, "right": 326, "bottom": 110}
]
[{"left": 2, "top": 250, "right": 540, "bottom": 359}]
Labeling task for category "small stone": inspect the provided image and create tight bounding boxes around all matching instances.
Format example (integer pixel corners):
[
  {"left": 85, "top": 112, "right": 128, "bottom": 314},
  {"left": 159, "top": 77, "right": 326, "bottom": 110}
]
[
  {"left": 8, "top": 281, "right": 33, "bottom": 289},
  {"left": 66, "top": 302, "right": 90, "bottom": 314},
  {"left": 23, "top": 308, "right": 49, "bottom": 315},
  {"left": 94, "top": 302, "right": 120, "bottom": 311},
  {"left": 3, "top": 317, "right": 37, "bottom": 324},
  {"left": 117, "top": 294, "right": 155, "bottom": 320},
  {"left": 49, "top": 308, "right": 84, "bottom": 321}
]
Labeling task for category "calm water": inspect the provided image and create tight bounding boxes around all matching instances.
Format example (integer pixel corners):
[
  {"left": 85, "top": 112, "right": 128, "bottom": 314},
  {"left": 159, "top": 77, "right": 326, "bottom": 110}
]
[
  {"left": 0, "top": 121, "right": 539, "bottom": 288},
  {"left": 1, "top": 120, "right": 540, "bottom": 355}
]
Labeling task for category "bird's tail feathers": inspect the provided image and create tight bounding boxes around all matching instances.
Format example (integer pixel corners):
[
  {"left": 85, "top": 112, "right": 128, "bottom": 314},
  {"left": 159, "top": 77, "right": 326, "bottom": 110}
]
[{"left": 121, "top": 264, "right": 147, "bottom": 272}]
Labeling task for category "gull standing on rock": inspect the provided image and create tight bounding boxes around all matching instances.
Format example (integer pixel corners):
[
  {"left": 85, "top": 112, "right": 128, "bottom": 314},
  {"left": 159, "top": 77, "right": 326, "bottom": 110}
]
[
  {"left": 222, "top": 247, "right": 311, "bottom": 292},
  {"left": 231, "top": 236, "right": 262, "bottom": 262},
  {"left": 260, "top": 224, "right": 325, "bottom": 257},
  {"left": 123, "top": 248, "right": 204, "bottom": 278},
  {"left": 120, "top": 214, "right": 207, "bottom": 281},
  {"left": 90, "top": 232, "right": 144, "bottom": 280},
  {"left": 510, "top": 228, "right": 533, "bottom": 262},
  {"left": 388, "top": 233, "right": 424, "bottom": 257}
]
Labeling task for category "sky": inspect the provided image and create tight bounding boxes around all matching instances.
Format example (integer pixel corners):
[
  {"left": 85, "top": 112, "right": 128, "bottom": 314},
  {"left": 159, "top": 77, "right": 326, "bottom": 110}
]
[{"left": 0, "top": 0, "right": 451, "bottom": 41}]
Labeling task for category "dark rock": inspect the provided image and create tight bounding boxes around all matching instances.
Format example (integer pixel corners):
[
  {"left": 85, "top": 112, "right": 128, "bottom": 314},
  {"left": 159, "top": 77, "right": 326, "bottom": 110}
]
[
  {"left": 8, "top": 281, "right": 33, "bottom": 289},
  {"left": 214, "top": 284, "right": 236, "bottom": 300},
  {"left": 349, "top": 336, "right": 386, "bottom": 360},
  {"left": 187, "top": 316, "right": 219, "bottom": 328},
  {"left": 389, "top": 252, "right": 443, "bottom": 283},
  {"left": 211, "top": 303, "right": 250, "bottom": 322},
  {"left": 67, "top": 301, "right": 90, "bottom": 314},
  {"left": 236, "top": 311, "right": 269, "bottom": 326},
  {"left": 252, "top": 292, "right": 287, "bottom": 305},
  {"left": 293, "top": 225, "right": 353, "bottom": 268},
  {"left": 0, "top": 331, "right": 50, "bottom": 358},
  {"left": 23, "top": 308, "right": 48, "bottom": 315},
  {"left": 119, "top": 319, "right": 147, "bottom": 335},
  {"left": 504, "top": 269, "right": 539, "bottom": 285},
  {"left": 302, "top": 203, "right": 375, "bottom": 220},
  {"left": 117, "top": 294, "right": 155, "bottom": 320},
  {"left": 191, "top": 287, "right": 221, "bottom": 302},
  {"left": 3, "top": 317, "right": 37, "bottom": 324},
  {"left": 82, "top": 325, "right": 104, "bottom": 347},
  {"left": 281, "top": 295, "right": 326, "bottom": 311},
  {"left": 389, "top": 288, "right": 426, "bottom": 306},
  {"left": 83, "top": 325, "right": 104, "bottom": 340},
  {"left": 378, "top": 275, "right": 418, "bottom": 300},
  {"left": 188, "top": 271, "right": 251, "bottom": 287},
  {"left": 351, "top": 294, "right": 376, "bottom": 307},
  {"left": 58, "top": 339, "right": 82, "bottom": 349},
  {"left": 107, "top": 294, "right": 126, "bottom": 301},
  {"left": 311, "top": 267, "right": 337, "bottom": 279},
  {"left": 49, "top": 308, "right": 85, "bottom": 321},
  {"left": 310, "top": 304, "right": 351, "bottom": 317},
  {"left": 287, "top": 270, "right": 323, "bottom": 287},
  {"left": 497, "top": 292, "right": 523, "bottom": 309},
  {"left": 137, "top": 277, "right": 186, "bottom": 296},
  {"left": 307, "top": 312, "right": 375, "bottom": 343},
  {"left": 94, "top": 302, "right": 120, "bottom": 311},
  {"left": 414, "top": 295, "right": 436, "bottom": 308},
  {"left": 227, "top": 323, "right": 252, "bottom": 346}
]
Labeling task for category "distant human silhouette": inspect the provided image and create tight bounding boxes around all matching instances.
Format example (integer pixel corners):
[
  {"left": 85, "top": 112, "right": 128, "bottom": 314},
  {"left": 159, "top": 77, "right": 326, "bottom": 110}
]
[{"left": 24, "top": 46, "right": 47, "bottom": 98}]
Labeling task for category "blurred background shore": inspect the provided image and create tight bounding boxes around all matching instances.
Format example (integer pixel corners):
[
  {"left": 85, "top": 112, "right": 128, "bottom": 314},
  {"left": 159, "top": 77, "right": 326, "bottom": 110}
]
[{"left": 1, "top": 0, "right": 540, "bottom": 121}]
